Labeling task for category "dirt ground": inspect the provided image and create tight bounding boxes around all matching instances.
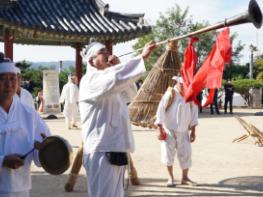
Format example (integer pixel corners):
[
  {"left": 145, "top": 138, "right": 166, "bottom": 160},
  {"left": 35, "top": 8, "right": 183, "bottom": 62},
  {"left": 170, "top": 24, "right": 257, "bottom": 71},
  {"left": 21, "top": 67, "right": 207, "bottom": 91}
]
[{"left": 30, "top": 108, "right": 263, "bottom": 197}]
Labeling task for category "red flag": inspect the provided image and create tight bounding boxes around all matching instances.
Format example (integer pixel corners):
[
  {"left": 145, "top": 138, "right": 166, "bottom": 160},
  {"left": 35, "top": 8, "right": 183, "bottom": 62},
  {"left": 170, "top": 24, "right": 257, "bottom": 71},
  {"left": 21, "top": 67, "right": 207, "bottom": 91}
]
[
  {"left": 184, "top": 28, "right": 231, "bottom": 103},
  {"left": 180, "top": 37, "right": 198, "bottom": 87},
  {"left": 180, "top": 37, "right": 200, "bottom": 106},
  {"left": 202, "top": 89, "right": 215, "bottom": 108}
]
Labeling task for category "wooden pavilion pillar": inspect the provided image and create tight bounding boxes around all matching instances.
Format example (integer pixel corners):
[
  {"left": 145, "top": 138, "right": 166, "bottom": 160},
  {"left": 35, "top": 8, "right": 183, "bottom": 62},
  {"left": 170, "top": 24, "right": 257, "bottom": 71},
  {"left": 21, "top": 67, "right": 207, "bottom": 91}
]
[
  {"left": 105, "top": 40, "right": 112, "bottom": 55},
  {"left": 75, "top": 43, "right": 82, "bottom": 85},
  {"left": 4, "top": 29, "right": 14, "bottom": 61}
]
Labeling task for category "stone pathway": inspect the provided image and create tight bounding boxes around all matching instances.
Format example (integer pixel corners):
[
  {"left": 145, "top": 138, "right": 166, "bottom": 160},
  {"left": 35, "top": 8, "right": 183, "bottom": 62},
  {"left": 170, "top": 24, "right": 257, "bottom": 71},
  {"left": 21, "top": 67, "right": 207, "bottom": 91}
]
[{"left": 31, "top": 108, "right": 263, "bottom": 197}]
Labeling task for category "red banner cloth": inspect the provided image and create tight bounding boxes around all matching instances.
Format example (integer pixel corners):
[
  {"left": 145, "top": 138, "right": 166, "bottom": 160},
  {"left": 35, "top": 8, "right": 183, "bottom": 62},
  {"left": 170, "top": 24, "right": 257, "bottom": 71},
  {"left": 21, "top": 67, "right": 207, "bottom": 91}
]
[
  {"left": 184, "top": 27, "right": 231, "bottom": 103},
  {"left": 180, "top": 37, "right": 198, "bottom": 87}
]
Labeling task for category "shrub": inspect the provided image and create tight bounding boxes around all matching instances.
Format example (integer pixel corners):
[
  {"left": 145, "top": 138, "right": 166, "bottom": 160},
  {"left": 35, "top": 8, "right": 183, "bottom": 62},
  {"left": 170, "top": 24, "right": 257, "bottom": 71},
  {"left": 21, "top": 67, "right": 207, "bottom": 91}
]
[{"left": 232, "top": 79, "right": 263, "bottom": 103}]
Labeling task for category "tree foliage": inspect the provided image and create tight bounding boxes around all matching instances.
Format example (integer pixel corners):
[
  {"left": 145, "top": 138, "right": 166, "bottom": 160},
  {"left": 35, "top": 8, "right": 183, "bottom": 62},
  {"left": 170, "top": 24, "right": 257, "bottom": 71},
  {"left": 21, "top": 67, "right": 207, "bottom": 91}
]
[
  {"left": 255, "top": 53, "right": 263, "bottom": 81},
  {"left": 133, "top": 4, "right": 246, "bottom": 79},
  {"left": 18, "top": 61, "right": 47, "bottom": 97},
  {"left": 133, "top": 5, "right": 215, "bottom": 71},
  {"left": 232, "top": 79, "right": 263, "bottom": 103},
  {"left": 230, "top": 34, "right": 245, "bottom": 65},
  {"left": 223, "top": 64, "right": 249, "bottom": 80},
  {"left": 222, "top": 34, "right": 247, "bottom": 80},
  {"left": 17, "top": 61, "right": 76, "bottom": 97}
]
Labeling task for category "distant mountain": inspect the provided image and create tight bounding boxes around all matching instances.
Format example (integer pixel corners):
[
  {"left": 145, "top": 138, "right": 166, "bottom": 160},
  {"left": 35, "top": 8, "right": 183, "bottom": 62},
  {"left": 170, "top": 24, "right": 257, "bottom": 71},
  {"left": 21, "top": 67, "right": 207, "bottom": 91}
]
[{"left": 30, "top": 60, "right": 76, "bottom": 70}]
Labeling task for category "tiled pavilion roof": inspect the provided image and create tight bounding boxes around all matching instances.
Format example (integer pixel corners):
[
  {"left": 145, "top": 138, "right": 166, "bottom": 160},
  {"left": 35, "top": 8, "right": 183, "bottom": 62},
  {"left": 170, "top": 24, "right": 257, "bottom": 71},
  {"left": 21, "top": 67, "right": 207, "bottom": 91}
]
[{"left": 0, "top": 0, "right": 151, "bottom": 45}]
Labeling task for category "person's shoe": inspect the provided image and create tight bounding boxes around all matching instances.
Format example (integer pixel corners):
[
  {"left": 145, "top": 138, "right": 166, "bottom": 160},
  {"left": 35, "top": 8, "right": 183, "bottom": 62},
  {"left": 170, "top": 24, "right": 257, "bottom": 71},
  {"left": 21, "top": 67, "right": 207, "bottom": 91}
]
[
  {"left": 230, "top": 112, "right": 233, "bottom": 114},
  {"left": 166, "top": 180, "right": 176, "bottom": 187},
  {"left": 181, "top": 179, "right": 197, "bottom": 186}
]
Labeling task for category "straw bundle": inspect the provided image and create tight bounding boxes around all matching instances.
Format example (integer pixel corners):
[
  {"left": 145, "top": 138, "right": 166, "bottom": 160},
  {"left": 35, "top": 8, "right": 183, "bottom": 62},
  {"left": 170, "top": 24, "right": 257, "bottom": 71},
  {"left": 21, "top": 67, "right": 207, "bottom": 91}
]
[
  {"left": 234, "top": 116, "right": 263, "bottom": 146},
  {"left": 129, "top": 41, "right": 181, "bottom": 128}
]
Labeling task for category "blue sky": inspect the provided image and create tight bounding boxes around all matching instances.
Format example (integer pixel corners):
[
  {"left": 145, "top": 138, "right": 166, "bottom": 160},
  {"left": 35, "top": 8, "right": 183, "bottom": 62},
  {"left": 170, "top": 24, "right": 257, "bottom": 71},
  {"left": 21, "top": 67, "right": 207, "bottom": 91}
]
[{"left": 0, "top": 0, "right": 262, "bottom": 64}]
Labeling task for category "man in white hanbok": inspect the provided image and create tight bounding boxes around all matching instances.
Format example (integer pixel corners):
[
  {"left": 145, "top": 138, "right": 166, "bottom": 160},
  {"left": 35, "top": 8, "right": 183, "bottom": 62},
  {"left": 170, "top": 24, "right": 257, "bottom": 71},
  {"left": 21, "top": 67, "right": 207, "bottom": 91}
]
[
  {"left": 155, "top": 76, "right": 198, "bottom": 187},
  {"left": 79, "top": 41, "right": 156, "bottom": 197},
  {"left": 120, "top": 83, "right": 138, "bottom": 105},
  {"left": 14, "top": 67, "right": 35, "bottom": 109},
  {"left": 60, "top": 75, "right": 79, "bottom": 129},
  {"left": 0, "top": 61, "right": 51, "bottom": 197}
]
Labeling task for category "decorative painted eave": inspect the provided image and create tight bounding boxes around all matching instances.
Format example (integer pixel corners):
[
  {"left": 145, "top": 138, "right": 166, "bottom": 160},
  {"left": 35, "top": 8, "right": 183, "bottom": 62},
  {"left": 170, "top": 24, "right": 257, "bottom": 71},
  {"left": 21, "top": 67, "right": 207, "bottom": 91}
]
[
  {"left": 0, "top": 0, "right": 151, "bottom": 45},
  {"left": 0, "top": 0, "right": 17, "bottom": 8}
]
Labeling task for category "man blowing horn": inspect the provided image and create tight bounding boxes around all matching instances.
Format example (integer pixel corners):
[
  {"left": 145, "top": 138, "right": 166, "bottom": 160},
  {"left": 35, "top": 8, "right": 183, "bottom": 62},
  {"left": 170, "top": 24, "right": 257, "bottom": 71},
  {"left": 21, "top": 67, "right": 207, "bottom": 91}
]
[{"left": 79, "top": 41, "right": 156, "bottom": 197}]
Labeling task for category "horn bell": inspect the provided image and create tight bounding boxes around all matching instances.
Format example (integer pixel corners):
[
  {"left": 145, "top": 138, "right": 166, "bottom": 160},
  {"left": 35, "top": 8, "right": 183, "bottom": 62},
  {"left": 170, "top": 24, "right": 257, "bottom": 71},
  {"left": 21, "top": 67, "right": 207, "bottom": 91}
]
[{"left": 248, "top": 0, "right": 262, "bottom": 28}]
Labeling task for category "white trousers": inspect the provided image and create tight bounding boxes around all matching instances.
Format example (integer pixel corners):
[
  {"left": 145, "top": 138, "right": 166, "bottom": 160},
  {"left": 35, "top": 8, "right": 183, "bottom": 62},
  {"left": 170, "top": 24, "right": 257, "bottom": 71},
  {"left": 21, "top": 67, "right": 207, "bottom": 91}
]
[
  {"left": 161, "top": 131, "right": 192, "bottom": 169},
  {"left": 83, "top": 152, "right": 126, "bottom": 197},
  {"left": 64, "top": 103, "right": 78, "bottom": 128},
  {"left": 0, "top": 191, "right": 29, "bottom": 197},
  {"left": 65, "top": 117, "right": 76, "bottom": 128}
]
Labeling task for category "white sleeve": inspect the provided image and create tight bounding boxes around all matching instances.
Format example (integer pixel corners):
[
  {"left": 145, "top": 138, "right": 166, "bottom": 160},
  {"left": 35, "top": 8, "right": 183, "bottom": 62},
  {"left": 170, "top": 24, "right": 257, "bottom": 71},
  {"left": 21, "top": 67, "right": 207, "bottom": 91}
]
[
  {"left": 190, "top": 103, "right": 199, "bottom": 128},
  {"left": 21, "top": 89, "right": 35, "bottom": 109},
  {"left": 155, "top": 92, "right": 169, "bottom": 126},
  {"left": 0, "top": 128, "right": 5, "bottom": 170},
  {"left": 109, "top": 56, "right": 145, "bottom": 94},
  {"left": 79, "top": 56, "right": 146, "bottom": 101},
  {"left": 120, "top": 83, "right": 138, "bottom": 104},
  {"left": 28, "top": 94, "right": 35, "bottom": 109},
  {"left": 129, "top": 83, "right": 138, "bottom": 99}
]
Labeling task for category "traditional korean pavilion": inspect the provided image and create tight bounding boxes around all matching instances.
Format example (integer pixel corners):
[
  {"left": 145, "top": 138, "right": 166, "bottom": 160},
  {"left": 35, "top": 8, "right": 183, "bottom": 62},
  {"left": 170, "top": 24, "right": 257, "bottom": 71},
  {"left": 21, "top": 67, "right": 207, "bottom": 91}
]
[{"left": 0, "top": 0, "right": 151, "bottom": 82}]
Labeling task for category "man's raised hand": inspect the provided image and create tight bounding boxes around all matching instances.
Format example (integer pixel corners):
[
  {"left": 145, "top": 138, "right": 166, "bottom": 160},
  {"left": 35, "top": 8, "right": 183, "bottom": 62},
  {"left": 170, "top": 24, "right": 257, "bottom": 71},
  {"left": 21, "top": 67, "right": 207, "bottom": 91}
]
[{"left": 142, "top": 41, "right": 157, "bottom": 60}]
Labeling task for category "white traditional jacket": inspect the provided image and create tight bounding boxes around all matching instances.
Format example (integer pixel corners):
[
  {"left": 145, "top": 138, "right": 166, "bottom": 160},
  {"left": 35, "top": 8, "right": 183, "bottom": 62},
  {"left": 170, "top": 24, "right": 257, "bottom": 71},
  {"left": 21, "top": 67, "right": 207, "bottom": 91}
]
[
  {"left": 79, "top": 56, "right": 145, "bottom": 154},
  {"left": 155, "top": 86, "right": 198, "bottom": 133},
  {"left": 60, "top": 82, "right": 79, "bottom": 118},
  {"left": 14, "top": 88, "right": 35, "bottom": 109},
  {"left": 120, "top": 83, "right": 138, "bottom": 104},
  {"left": 0, "top": 96, "right": 50, "bottom": 194}
]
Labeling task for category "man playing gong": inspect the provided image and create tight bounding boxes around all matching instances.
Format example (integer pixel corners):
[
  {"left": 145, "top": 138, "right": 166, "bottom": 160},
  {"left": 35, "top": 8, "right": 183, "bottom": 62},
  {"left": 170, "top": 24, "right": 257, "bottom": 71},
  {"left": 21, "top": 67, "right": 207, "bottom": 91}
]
[{"left": 0, "top": 59, "right": 50, "bottom": 197}]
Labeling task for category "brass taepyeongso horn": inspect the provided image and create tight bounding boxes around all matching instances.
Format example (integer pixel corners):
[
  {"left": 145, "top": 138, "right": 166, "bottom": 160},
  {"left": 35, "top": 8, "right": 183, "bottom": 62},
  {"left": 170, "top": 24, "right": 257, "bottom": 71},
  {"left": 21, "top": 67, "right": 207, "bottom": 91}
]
[
  {"left": 127, "top": 0, "right": 262, "bottom": 129},
  {"left": 158, "top": 0, "right": 262, "bottom": 44},
  {"left": 119, "top": 0, "right": 262, "bottom": 57}
]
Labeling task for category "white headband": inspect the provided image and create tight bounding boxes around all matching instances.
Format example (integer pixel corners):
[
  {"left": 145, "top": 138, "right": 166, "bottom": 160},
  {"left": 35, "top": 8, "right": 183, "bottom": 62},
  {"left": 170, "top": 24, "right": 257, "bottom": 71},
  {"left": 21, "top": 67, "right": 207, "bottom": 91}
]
[
  {"left": 81, "top": 42, "right": 106, "bottom": 62},
  {"left": 0, "top": 61, "right": 17, "bottom": 74}
]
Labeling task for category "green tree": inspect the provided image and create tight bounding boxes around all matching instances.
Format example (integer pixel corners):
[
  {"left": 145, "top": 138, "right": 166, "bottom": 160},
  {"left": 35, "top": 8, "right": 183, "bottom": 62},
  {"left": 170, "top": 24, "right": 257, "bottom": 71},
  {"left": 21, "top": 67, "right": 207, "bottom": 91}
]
[
  {"left": 232, "top": 79, "right": 263, "bottom": 104},
  {"left": 22, "top": 66, "right": 48, "bottom": 97},
  {"left": 133, "top": 5, "right": 201, "bottom": 71},
  {"left": 16, "top": 61, "right": 45, "bottom": 96},
  {"left": 230, "top": 34, "right": 245, "bottom": 65},
  {"left": 223, "top": 64, "right": 249, "bottom": 80},
  {"left": 223, "top": 33, "right": 247, "bottom": 80},
  {"left": 16, "top": 60, "right": 31, "bottom": 72},
  {"left": 134, "top": 5, "right": 216, "bottom": 70},
  {"left": 255, "top": 53, "right": 263, "bottom": 81},
  {"left": 134, "top": 4, "right": 245, "bottom": 75},
  {"left": 17, "top": 61, "right": 78, "bottom": 96}
]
